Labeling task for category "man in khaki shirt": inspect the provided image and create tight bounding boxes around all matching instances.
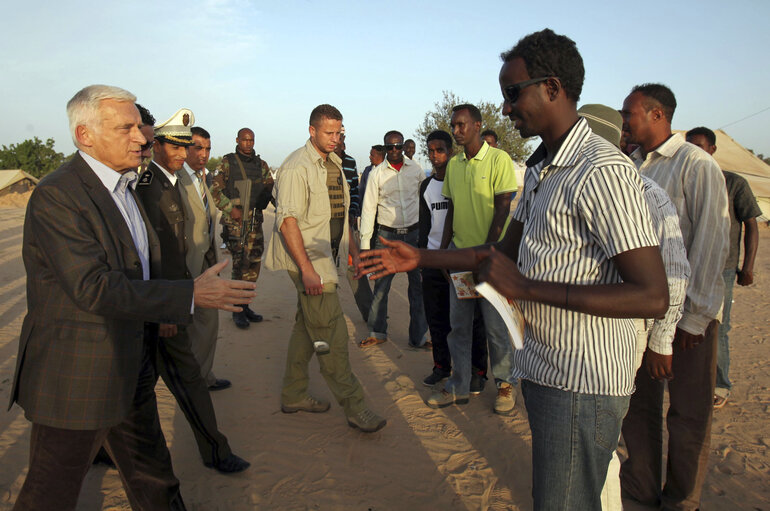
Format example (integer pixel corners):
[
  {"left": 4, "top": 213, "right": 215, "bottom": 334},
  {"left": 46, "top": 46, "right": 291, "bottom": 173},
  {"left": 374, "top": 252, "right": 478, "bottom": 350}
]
[{"left": 265, "top": 104, "right": 386, "bottom": 433}]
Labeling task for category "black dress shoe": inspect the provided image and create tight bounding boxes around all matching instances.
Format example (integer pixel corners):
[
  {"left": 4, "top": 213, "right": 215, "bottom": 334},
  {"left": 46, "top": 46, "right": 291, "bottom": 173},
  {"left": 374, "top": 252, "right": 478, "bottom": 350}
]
[
  {"left": 204, "top": 453, "right": 250, "bottom": 474},
  {"left": 208, "top": 379, "right": 232, "bottom": 391},
  {"left": 233, "top": 310, "right": 249, "bottom": 329},
  {"left": 242, "top": 305, "right": 263, "bottom": 323}
]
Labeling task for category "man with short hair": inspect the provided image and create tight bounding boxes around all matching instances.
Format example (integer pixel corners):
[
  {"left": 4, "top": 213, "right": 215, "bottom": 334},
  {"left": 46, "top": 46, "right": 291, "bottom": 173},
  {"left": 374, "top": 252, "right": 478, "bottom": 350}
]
[
  {"left": 576, "top": 103, "right": 691, "bottom": 511},
  {"left": 359, "top": 144, "right": 385, "bottom": 210},
  {"left": 336, "top": 128, "right": 373, "bottom": 322},
  {"left": 265, "top": 104, "right": 386, "bottom": 433},
  {"left": 620, "top": 84, "right": 730, "bottom": 510},
  {"left": 336, "top": 126, "right": 360, "bottom": 222},
  {"left": 481, "top": 129, "right": 499, "bottom": 148},
  {"left": 136, "top": 109, "right": 250, "bottom": 474},
  {"left": 212, "top": 127, "right": 272, "bottom": 328},
  {"left": 10, "top": 84, "right": 255, "bottom": 510},
  {"left": 685, "top": 126, "right": 761, "bottom": 409},
  {"left": 359, "top": 130, "right": 428, "bottom": 349},
  {"left": 418, "top": 130, "right": 488, "bottom": 388},
  {"left": 403, "top": 138, "right": 416, "bottom": 160},
  {"left": 358, "top": 144, "right": 385, "bottom": 252},
  {"left": 358, "top": 29, "right": 669, "bottom": 509},
  {"left": 426, "top": 103, "right": 517, "bottom": 413},
  {"left": 181, "top": 126, "right": 232, "bottom": 390},
  {"left": 136, "top": 103, "right": 155, "bottom": 173}
]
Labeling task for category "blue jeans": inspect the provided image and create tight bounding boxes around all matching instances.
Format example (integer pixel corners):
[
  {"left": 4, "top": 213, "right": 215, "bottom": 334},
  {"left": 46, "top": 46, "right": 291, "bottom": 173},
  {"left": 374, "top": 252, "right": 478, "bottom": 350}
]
[
  {"left": 522, "top": 380, "right": 630, "bottom": 511},
  {"left": 366, "top": 229, "right": 428, "bottom": 346},
  {"left": 716, "top": 268, "right": 735, "bottom": 391},
  {"left": 445, "top": 285, "right": 515, "bottom": 395}
]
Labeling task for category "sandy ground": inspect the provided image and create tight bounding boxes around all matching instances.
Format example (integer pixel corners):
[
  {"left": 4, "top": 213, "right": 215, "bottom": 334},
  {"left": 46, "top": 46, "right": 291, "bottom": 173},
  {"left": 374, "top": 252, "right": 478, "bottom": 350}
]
[{"left": 0, "top": 205, "right": 767, "bottom": 510}]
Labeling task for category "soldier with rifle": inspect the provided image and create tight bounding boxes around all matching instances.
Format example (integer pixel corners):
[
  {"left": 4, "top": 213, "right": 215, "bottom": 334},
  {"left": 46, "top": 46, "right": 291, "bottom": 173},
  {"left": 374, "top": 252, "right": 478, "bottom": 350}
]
[{"left": 211, "top": 127, "right": 273, "bottom": 328}]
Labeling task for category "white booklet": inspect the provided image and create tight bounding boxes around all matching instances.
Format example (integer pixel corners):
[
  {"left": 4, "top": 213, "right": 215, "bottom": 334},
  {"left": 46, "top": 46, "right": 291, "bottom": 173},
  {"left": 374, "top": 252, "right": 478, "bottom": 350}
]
[
  {"left": 449, "top": 272, "right": 525, "bottom": 350},
  {"left": 473, "top": 282, "right": 525, "bottom": 351}
]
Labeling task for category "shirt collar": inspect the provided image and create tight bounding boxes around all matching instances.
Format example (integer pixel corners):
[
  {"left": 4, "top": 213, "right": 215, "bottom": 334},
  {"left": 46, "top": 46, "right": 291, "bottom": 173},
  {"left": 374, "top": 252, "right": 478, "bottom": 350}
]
[
  {"left": 152, "top": 160, "right": 177, "bottom": 185},
  {"left": 525, "top": 117, "right": 591, "bottom": 169},
  {"left": 633, "top": 132, "right": 684, "bottom": 163},
  {"left": 183, "top": 162, "right": 204, "bottom": 179},
  {"left": 458, "top": 140, "right": 491, "bottom": 162},
  {"left": 302, "top": 139, "right": 343, "bottom": 169},
  {"left": 385, "top": 156, "right": 416, "bottom": 172},
  {"left": 79, "top": 150, "right": 130, "bottom": 193}
]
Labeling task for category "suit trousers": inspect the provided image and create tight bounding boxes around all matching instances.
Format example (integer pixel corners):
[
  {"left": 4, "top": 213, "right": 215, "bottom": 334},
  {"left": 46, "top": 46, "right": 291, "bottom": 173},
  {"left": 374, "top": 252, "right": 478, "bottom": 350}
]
[
  {"left": 188, "top": 305, "right": 220, "bottom": 387},
  {"left": 282, "top": 271, "right": 366, "bottom": 416},
  {"left": 156, "top": 328, "right": 233, "bottom": 466},
  {"left": 620, "top": 320, "right": 719, "bottom": 511},
  {"left": 14, "top": 342, "right": 185, "bottom": 511}
]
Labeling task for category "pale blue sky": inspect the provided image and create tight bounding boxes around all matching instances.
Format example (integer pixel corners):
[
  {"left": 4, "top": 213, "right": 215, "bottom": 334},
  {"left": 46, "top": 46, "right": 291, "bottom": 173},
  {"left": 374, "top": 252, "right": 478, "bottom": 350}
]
[{"left": 2, "top": 0, "right": 768, "bottom": 170}]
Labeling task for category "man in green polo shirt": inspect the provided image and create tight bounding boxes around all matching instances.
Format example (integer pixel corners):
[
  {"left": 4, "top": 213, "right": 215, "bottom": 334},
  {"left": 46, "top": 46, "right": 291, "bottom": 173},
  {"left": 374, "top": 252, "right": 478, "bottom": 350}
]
[{"left": 429, "top": 103, "right": 519, "bottom": 414}]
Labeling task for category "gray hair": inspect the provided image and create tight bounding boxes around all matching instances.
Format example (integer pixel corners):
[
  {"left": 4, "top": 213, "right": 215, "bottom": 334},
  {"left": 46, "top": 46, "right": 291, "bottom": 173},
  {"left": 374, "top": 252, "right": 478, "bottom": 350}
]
[{"left": 66, "top": 85, "right": 137, "bottom": 148}]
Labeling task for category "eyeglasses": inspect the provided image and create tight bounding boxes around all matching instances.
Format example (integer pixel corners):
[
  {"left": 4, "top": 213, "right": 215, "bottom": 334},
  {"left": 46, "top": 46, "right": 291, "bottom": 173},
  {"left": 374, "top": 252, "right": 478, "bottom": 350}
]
[
  {"left": 384, "top": 144, "right": 404, "bottom": 151},
  {"left": 140, "top": 140, "right": 154, "bottom": 151},
  {"left": 503, "top": 77, "right": 554, "bottom": 104}
]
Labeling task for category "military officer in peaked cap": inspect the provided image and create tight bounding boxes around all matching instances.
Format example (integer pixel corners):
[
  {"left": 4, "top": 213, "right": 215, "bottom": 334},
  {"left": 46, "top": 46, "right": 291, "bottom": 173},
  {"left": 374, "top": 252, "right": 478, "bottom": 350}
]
[{"left": 136, "top": 108, "right": 251, "bottom": 474}]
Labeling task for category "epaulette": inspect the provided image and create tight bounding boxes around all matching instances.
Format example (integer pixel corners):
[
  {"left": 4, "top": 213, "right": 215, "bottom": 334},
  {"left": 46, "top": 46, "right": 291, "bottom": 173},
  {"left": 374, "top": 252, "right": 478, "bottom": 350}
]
[{"left": 138, "top": 169, "right": 153, "bottom": 185}]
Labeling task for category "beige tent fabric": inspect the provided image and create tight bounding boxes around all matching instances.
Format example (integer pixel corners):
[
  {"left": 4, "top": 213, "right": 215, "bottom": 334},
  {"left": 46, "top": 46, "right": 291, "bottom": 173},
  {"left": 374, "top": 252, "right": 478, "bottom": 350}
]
[
  {"left": 674, "top": 130, "right": 770, "bottom": 220},
  {"left": 0, "top": 169, "right": 39, "bottom": 190}
]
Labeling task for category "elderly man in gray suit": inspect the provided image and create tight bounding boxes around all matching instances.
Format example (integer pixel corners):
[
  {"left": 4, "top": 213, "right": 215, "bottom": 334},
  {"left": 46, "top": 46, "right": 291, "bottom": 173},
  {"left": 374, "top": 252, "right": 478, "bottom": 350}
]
[
  {"left": 9, "top": 85, "right": 255, "bottom": 511},
  {"left": 180, "top": 126, "right": 231, "bottom": 390}
]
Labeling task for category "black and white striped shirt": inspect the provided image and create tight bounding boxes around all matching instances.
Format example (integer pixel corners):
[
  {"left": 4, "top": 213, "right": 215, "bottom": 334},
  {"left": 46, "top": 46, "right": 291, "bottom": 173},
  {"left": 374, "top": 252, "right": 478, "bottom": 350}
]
[{"left": 512, "top": 118, "right": 658, "bottom": 396}]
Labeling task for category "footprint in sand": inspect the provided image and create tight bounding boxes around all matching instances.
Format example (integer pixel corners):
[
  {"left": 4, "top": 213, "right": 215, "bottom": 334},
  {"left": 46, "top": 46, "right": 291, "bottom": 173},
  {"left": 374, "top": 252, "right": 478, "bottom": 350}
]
[{"left": 717, "top": 448, "right": 747, "bottom": 475}]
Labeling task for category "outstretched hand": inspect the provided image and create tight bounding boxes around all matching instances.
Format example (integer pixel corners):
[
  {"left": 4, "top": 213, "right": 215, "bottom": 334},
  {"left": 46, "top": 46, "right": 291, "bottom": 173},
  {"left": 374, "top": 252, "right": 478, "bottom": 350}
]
[
  {"left": 194, "top": 259, "right": 257, "bottom": 312},
  {"left": 356, "top": 236, "right": 419, "bottom": 280}
]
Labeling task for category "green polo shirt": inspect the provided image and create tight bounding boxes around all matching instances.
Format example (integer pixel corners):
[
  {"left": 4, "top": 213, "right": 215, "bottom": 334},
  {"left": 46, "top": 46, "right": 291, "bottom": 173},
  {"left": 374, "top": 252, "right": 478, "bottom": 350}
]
[{"left": 442, "top": 141, "right": 516, "bottom": 248}]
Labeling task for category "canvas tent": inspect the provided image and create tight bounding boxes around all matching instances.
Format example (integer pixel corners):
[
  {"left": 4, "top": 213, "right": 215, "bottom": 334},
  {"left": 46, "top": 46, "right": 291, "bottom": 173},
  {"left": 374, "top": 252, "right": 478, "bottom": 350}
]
[
  {"left": 0, "top": 169, "right": 38, "bottom": 197},
  {"left": 674, "top": 129, "right": 770, "bottom": 221}
]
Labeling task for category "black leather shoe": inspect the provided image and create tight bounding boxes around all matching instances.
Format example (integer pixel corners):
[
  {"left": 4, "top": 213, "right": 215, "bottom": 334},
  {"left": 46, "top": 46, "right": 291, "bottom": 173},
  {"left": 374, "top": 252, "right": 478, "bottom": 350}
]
[
  {"left": 204, "top": 453, "right": 250, "bottom": 474},
  {"left": 243, "top": 305, "right": 263, "bottom": 323},
  {"left": 233, "top": 310, "right": 249, "bottom": 329},
  {"left": 470, "top": 372, "right": 487, "bottom": 395},
  {"left": 208, "top": 379, "right": 232, "bottom": 391}
]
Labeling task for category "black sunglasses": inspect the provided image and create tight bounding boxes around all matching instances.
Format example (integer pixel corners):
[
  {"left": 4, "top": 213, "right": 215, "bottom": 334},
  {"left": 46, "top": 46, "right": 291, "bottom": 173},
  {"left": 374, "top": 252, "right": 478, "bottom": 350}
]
[
  {"left": 140, "top": 140, "right": 154, "bottom": 151},
  {"left": 503, "top": 77, "right": 555, "bottom": 104},
  {"left": 385, "top": 144, "right": 404, "bottom": 151}
]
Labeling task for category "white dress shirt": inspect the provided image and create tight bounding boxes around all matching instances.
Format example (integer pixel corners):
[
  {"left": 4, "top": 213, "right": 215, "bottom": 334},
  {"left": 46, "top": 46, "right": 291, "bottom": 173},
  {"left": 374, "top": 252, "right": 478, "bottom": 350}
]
[{"left": 359, "top": 158, "right": 425, "bottom": 249}]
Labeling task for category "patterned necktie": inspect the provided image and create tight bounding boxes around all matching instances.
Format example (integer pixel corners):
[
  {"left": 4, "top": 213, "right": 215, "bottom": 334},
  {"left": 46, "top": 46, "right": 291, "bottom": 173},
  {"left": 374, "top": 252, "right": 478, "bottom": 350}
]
[{"left": 196, "top": 170, "right": 212, "bottom": 236}]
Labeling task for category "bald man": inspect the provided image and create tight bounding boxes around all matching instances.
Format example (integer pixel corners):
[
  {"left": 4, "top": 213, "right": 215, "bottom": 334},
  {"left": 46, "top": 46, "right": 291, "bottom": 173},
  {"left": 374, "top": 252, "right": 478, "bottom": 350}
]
[{"left": 211, "top": 128, "right": 273, "bottom": 332}]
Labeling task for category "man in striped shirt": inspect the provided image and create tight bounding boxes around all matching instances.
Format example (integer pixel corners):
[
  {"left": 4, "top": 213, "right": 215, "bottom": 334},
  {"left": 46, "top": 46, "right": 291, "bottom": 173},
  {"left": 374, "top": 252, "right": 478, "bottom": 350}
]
[
  {"left": 620, "top": 84, "right": 730, "bottom": 511},
  {"left": 358, "top": 29, "right": 669, "bottom": 509}
]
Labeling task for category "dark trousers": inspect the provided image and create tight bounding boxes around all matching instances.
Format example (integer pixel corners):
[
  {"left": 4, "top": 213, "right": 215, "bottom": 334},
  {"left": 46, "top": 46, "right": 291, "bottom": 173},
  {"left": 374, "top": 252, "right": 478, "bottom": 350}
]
[
  {"left": 421, "top": 268, "right": 488, "bottom": 374},
  {"left": 14, "top": 343, "right": 185, "bottom": 511},
  {"left": 156, "top": 328, "right": 232, "bottom": 466},
  {"left": 620, "top": 320, "right": 719, "bottom": 511}
]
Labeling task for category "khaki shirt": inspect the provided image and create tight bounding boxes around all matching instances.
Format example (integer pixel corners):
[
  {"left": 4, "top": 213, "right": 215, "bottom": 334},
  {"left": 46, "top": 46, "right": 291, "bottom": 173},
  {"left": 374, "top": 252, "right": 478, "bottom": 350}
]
[{"left": 264, "top": 139, "right": 349, "bottom": 285}]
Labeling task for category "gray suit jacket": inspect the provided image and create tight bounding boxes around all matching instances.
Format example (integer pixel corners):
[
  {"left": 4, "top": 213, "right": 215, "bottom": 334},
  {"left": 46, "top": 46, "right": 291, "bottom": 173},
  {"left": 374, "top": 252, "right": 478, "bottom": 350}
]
[
  {"left": 179, "top": 164, "right": 217, "bottom": 278},
  {"left": 10, "top": 153, "right": 194, "bottom": 429}
]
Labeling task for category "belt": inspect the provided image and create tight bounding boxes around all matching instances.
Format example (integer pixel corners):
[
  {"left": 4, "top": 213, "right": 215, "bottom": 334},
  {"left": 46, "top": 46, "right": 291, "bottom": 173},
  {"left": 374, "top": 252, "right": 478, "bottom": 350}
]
[{"left": 378, "top": 223, "right": 419, "bottom": 235}]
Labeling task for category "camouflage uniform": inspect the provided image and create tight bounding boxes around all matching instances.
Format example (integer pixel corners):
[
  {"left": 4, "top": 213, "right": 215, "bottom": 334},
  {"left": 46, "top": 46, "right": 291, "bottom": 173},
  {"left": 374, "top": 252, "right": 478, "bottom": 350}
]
[{"left": 211, "top": 149, "right": 273, "bottom": 282}]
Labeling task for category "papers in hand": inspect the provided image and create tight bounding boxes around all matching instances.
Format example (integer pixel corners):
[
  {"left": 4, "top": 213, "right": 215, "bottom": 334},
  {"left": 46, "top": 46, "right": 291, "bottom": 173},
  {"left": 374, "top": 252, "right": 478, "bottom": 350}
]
[
  {"left": 449, "top": 272, "right": 524, "bottom": 350},
  {"left": 474, "top": 282, "right": 525, "bottom": 350},
  {"left": 449, "top": 271, "right": 480, "bottom": 299}
]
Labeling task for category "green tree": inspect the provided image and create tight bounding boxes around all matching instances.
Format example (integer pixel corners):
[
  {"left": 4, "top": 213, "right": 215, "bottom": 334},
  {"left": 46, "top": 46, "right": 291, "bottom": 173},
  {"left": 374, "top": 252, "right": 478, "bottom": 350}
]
[
  {"left": 0, "top": 137, "right": 66, "bottom": 178},
  {"left": 206, "top": 156, "right": 222, "bottom": 172},
  {"left": 415, "top": 91, "right": 531, "bottom": 163}
]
